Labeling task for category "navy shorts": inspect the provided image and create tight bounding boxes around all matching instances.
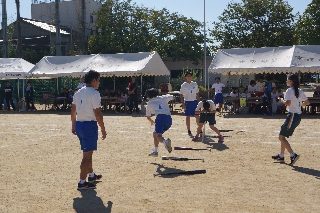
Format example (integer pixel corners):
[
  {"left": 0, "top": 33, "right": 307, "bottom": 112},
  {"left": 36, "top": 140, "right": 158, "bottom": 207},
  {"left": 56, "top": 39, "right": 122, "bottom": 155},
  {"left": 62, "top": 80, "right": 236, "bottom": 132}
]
[
  {"left": 214, "top": 93, "right": 224, "bottom": 104},
  {"left": 184, "top": 100, "right": 198, "bottom": 116},
  {"left": 155, "top": 114, "right": 172, "bottom": 134},
  {"left": 280, "top": 112, "right": 301, "bottom": 138},
  {"left": 76, "top": 121, "right": 98, "bottom": 152},
  {"left": 199, "top": 113, "right": 216, "bottom": 125}
]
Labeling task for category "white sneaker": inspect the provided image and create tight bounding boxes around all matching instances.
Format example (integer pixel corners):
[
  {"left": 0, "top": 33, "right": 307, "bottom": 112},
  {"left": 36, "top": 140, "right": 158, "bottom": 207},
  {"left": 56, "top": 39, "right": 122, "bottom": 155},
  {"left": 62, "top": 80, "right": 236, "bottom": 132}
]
[
  {"left": 165, "top": 138, "right": 172, "bottom": 153},
  {"left": 148, "top": 151, "right": 158, "bottom": 157}
]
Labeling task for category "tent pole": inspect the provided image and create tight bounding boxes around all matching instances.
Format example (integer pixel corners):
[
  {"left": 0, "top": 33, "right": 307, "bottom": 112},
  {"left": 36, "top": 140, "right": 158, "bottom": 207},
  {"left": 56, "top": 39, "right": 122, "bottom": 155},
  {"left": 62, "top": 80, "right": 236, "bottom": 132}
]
[
  {"left": 57, "top": 77, "right": 59, "bottom": 94},
  {"left": 22, "top": 78, "right": 25, "bottom": 99},
  {"left": 140, "top": 72, "right": 145, "bottom": 115},
  {"left": 18, "top": 79, "right": 20, "bottom": 100}
]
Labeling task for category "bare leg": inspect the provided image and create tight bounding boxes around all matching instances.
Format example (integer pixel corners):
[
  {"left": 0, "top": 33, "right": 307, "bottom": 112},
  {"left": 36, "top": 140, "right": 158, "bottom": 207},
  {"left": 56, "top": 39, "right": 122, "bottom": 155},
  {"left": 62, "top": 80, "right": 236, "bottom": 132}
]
[
  {"left": 195, "top": 123, "right": 204, "bottom": 137},
  {"left": 153, "top": 132, "right": 160, "bottom": 147},
  {"left": 278, "top": 135, "right": 293, "bottom": 154},
  {"left": 210, "top": 125, "right": 221, "bottom": 136},
  {"left": 219, "top": 103, "right": 223, "bottom": 114},
  {"left": 186, "top": 116, "right": 191, "bottom": 131},
  {"left": 195, "top": 115, "right": 200, "bottom": 126},
  {"left": 155, "top": 133, "right": 165, "bottom": 143},
  {"left": 80, "top": 151, "right": 93, "bottom": 180}
]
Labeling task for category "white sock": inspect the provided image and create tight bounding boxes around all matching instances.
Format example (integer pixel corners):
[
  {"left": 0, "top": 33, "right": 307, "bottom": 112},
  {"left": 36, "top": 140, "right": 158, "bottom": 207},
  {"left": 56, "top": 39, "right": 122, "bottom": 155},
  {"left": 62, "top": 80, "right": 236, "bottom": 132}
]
[
  {"left": 279, "top": 153, "right": 284, "bottom": 158},
  {"left": 88, "top": 172, "right": 95, "bottom": 178},
  {"left": 162, "top": 139, "right": 167, "bottom": 145},
  {"left": 290, "top": 152, "right": 296, "bottom": 157},
  {"left": 154, "top": 147, "right": 158, "bottom": 152},
  {"left": 79, "top": 179, "right": 86, "bottom": 184}
]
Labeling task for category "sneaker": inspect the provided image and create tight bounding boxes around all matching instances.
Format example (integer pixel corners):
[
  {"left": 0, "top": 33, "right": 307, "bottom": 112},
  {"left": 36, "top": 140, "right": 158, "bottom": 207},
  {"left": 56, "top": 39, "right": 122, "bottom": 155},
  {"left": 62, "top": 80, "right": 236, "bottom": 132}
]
[
  {"left": 165, "top": 138, "right": 172, "bottom": 153},
  {"left": 271, "top": 154, "right": 284, "bottom": 162},
  {"left": 218, "top": 135, "right": 224, "bottom": 143},
  {"left": 148, "top": 151, "right": 158, "bottom": 157},
  {"left": 192, "top": 136, "right": 199, "bottom": 141},
  {"left": 77, "top": 181, "right": 96, "bottom": 190},
  {"left": 290, "top": 153, "right": 300, "bottom": 166},
  {"left": 88, "top": 173, "right": 102, "bottom": 183},
  {"left": 188, "top": 130, "right": 192, "bottom": 136}
]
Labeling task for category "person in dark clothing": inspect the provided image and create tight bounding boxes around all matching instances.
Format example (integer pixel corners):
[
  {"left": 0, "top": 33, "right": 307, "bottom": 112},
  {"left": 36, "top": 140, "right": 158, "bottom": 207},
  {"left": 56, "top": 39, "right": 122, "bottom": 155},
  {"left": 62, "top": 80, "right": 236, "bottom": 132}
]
[
  {"left": 5, "top": 81, "right": 15, "bottom": 111},
  {"left": 127, "top": 76, "right": 139, "bottom": 114},
  {"left": 25, "top": 81, "right": 36, "bottom": 111},
  {"left": 262, "top": 76, "right": 273, "bottom": 116},
  {"left": 54, "top": 88, "right": 69, "bottom": 110},
  {"left": 310, "top": 86, "right": 320, "bottom": 114}
]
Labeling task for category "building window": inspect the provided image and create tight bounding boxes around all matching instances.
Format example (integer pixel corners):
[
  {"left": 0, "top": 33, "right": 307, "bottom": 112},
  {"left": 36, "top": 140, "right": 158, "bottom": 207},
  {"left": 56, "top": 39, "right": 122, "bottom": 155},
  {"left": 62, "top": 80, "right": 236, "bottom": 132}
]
[
  {"left": 90, "top": 15, "right": 93, "bottom": 23},
  {"left": 170, "top": 70, "right": 183, "bottom": 79}
]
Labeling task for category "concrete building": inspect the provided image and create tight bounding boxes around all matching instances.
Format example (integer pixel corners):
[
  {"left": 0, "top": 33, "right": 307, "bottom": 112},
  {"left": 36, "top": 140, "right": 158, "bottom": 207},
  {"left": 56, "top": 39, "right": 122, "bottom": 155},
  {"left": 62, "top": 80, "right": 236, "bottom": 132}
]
[{"left": 31, "top": 0, "right": 102, "bottom": 40}]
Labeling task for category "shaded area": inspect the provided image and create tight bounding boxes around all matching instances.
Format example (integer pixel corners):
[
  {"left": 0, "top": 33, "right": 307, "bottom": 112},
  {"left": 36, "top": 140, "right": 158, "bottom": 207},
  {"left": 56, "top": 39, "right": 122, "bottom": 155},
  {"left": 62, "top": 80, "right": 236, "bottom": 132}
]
[
  {"left": 201, "top": 134, "right": 230, "bottom": 151},
  {"left": 73, "top": 190, "right": 113, "bottom": 213},
  {"left": 151, "top": 163, "right": 206, "bottom": 178},
  {"left": 292, "top": 166, "right": 320, "bottom": 180}
]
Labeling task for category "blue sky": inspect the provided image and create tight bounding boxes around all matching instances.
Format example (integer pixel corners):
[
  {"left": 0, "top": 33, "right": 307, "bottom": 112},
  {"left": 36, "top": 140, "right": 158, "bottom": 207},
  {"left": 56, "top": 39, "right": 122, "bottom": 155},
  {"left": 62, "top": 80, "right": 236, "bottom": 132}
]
[{"left": 3, "top": 0, "right": 311, "bottom": 25}]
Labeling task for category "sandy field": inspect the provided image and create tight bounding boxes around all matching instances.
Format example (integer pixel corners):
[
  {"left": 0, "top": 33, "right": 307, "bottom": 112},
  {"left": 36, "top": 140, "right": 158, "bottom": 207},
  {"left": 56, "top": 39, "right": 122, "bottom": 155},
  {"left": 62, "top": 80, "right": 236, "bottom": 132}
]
[{"left": 0, "top": 106, "right": 320, "bottom": 213}]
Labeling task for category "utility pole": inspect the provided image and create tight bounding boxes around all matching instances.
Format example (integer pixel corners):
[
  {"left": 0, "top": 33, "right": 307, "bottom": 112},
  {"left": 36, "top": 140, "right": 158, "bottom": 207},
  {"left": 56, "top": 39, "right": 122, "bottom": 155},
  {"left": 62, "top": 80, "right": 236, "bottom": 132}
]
[
  {"left": 2, "top": 0, "right": 8, "bottom": 58},
  {"left": 55, "top": 0, "right": 61, "bottom": 56},
  {"left": 15, "top": 0, "right": 22, "bottom": 58},
  {"left": 82, "top": 0, "right": 87, "bottom": 54}
]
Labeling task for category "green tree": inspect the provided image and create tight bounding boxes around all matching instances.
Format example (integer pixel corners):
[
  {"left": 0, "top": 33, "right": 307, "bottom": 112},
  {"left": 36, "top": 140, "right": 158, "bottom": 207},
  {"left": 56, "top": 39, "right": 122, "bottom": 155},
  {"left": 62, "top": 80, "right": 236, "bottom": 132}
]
[
  {"left": 210, "top": 0, "right": 296, "bottom": 49},
  {"left": 294, "top": 0, "right": 320, "bottom": 45},
  {"left": 88, "top": 0, "right": 206, "bottom": 65}
]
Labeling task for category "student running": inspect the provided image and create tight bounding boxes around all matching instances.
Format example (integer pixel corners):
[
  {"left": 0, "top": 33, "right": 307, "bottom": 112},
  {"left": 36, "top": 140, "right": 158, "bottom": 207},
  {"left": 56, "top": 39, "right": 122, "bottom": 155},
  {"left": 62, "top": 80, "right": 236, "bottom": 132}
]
[
  {"left": 272, "top": 74, "right": 310, "bottom": 166},
  {"left": 145, "top": 88, "right": 173, "bottom": 157}
]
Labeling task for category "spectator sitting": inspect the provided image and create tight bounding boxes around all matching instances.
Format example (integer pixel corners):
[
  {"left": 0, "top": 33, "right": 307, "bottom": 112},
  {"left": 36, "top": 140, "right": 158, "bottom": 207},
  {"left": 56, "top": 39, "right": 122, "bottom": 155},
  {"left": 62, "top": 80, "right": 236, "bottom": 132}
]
[
  {"left": 255, "top": 76, "right": 265, "bottom": 92},
  {"left": 310, "top": 86, "right": 320, "bottom": 114},
  {"left": 277, "top": 86, "right": 284, "bottom": 98},
  {"left": 230, "top": 87, "right": 240, "bottom": 113},
  {"left": 240, "top": 88, "right": 251, "bottom": 98},
  {"left": 248, "top": 80, "right": 257, "bottom": 94},
  {"left": 103, "top": 88, "right": 110, "bottom": 97},
  {"left": 271, "top": 87, "right": 285, "bottom": 114},
  {"left": 76, "top": 77, "right": 86, "bottom": 90},
  {"left": 54, "top": 88, "right": 69, "bottom": 110}
]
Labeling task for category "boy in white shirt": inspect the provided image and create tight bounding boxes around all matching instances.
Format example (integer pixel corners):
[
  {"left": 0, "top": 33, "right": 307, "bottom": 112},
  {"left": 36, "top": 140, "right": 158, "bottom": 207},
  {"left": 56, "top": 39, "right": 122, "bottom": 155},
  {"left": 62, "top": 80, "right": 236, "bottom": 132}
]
[
  {"left": 248, "top": 80, "right": 257, "bottom": 94},
  {"left": 180, "top": 72, "right": 200, "bottom": 136},
  {"left": 255, "top": 76, "right": 265, "bottom": 92},
  {"left": 209, "top": 77, "right": 225, "bottom": 116},
  {"left": 71, "top": 70, "right": 106, "bottom": 190},
  {"left": 146, "top": 88, "right": 173, "bottom": 157},
  {"left": 192, "top": 99, "right": 224, "bottom": 142}
]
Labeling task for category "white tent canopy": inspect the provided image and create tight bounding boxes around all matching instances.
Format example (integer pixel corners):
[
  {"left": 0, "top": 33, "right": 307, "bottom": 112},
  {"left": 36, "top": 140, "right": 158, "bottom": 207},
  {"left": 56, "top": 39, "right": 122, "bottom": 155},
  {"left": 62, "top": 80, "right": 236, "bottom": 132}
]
[
  {"left": 27, "top": 55, "right": 95, "bottom": 78},
  {"left": 209, "top": 45, "right": 320, "bottom": 75},
  {"left": 27, "top": 51, "right": 170, "bottom": 77},
  {"left": 0, "top": 58, "right": 34, "bottom": 79},
  {"left": 90, "top": 51, "right": 170, "bottom": 77}
]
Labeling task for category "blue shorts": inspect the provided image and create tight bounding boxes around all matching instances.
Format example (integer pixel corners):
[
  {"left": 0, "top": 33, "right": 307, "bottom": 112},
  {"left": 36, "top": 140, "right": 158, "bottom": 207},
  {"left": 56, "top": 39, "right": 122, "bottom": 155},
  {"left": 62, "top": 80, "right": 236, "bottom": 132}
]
[
  {"left": 184, "top": 100, "right": 198, "bottom": 116},
  {"left": 76, "top": 121, "right": 98, "bottom": 152},
  {"left": 155, "top": 114, "right": 172, "bottom": 134},
  {"left": 214, "top": 93, "right": 223, "bottom": 104},
  {"left": 280, "top": 113, "right": 301, "bottom": 138}
]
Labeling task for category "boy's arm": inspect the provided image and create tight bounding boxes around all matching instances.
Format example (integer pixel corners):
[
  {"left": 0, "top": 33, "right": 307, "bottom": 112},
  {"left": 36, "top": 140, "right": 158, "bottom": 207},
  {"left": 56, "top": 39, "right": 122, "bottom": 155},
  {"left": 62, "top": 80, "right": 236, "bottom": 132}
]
[
  {"left": 93, "top": 108, "right": 107, "bottom": 140},
  {"left": 146, "top": 116, "right": 155, "bottom": 125},
  {"left": 71, "top": 104, "right": 77, "bottom": 135}
]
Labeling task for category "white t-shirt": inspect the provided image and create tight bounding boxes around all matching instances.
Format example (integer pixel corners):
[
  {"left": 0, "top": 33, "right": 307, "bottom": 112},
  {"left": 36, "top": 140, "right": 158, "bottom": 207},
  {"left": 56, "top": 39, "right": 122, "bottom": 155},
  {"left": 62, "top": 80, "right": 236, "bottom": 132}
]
[
  {"left": 77, "top": 83, "right": 86, "bottom": 89},
  {"left": 284, "top": 87, "right": 308, "bottom": 114},
  {"left": 72, "top": 87, "right": 101, "bottom": 121},
  {"left": 195, "top": 100, "right": 216, "bottom": 111},
  {"left": 179, "top": 81, "right": 199, "bottom": 101},
  {"left": 248, "top": 85, "right": 257, "bottom": 93},
  {"left": 256, "top": 82, "right": 265, "bottom": 91},
  {"left": 230, "top": 92, "right": 239, "bottom": 97},
  {"left": 211, "top": 82, "right": 225, "bottom": 95},
  {"left": 240, "top": 93, "right": 251, "bottom": 98},
  {"left": 146, "top": 95, "right": 173, "bottom": 116}
]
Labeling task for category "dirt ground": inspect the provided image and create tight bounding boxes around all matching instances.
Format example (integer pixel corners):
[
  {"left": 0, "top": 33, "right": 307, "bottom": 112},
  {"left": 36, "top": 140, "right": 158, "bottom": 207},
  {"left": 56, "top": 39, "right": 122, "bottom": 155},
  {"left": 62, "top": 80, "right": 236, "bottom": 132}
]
[{"left": 0, "top": 108, "right": 320, "bottom": 213}]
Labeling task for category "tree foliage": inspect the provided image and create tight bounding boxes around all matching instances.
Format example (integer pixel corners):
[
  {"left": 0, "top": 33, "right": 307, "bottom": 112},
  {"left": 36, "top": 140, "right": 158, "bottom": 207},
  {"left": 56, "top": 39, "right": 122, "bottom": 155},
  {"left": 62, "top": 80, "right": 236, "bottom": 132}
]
[
  {"left": 210, "top": 0, "right": 296, "bottom": 49},
  {"left": 294, "top": 0, "right": 320, "bottom": 45},
  {"left": 88, "top": 0, "right": 205, "bottom": 64}
]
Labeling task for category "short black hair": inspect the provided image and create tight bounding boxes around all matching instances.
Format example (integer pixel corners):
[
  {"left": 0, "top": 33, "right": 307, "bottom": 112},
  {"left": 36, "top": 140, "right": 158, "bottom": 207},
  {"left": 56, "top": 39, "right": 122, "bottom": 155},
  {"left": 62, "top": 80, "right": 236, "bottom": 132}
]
[
  {"left": 146, "top": 88, "right": 159, "bottom": 99},
  {"left": 202, "top": 99, "right": 210, "bottom": 111},
  {"left": 185, "top": 71, "right": 192, "bottom": 77},
  {"left": 259, "top": 76, "right": 264, "bottom": 80},
  {"left": 84, "top": 70, "right": 100, "bottom": 84},
  {"left": 250, "top": 80, "right": 256, "bottom": 85},
  {"left": 6, "top": 80, "right": 10, "bottom": 83},
  {"left": 215, "top": 77, "right": 220, "bottom": 80}
]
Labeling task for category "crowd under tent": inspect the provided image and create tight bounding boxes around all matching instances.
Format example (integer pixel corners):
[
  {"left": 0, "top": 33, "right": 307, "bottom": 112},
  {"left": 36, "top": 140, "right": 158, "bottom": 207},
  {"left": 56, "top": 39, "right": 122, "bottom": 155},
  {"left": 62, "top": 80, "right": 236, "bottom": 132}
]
[{"left": 208, "top": 45, "right": 320, "bottom": 88}]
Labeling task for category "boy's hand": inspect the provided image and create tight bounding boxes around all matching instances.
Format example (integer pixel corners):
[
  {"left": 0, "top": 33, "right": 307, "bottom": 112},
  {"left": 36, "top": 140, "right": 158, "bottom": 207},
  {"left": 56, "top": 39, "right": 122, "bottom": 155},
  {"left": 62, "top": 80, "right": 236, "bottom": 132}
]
[
  {"left": 101, "top": 130, "right": 107, "bottom": 140},
  {"left": 72, "top": 126, "right": 76, "bottom": 135},
  {"left": 150, "top": 120, "right": 155, "bottom": 126}
]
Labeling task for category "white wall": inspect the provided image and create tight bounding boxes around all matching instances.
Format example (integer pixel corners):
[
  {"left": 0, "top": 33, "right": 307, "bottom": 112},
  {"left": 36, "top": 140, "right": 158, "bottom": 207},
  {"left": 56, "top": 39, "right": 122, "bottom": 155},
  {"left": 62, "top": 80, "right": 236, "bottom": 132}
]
[{"left": 31, "top": 0, "right": 102, "bottom": 37}]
